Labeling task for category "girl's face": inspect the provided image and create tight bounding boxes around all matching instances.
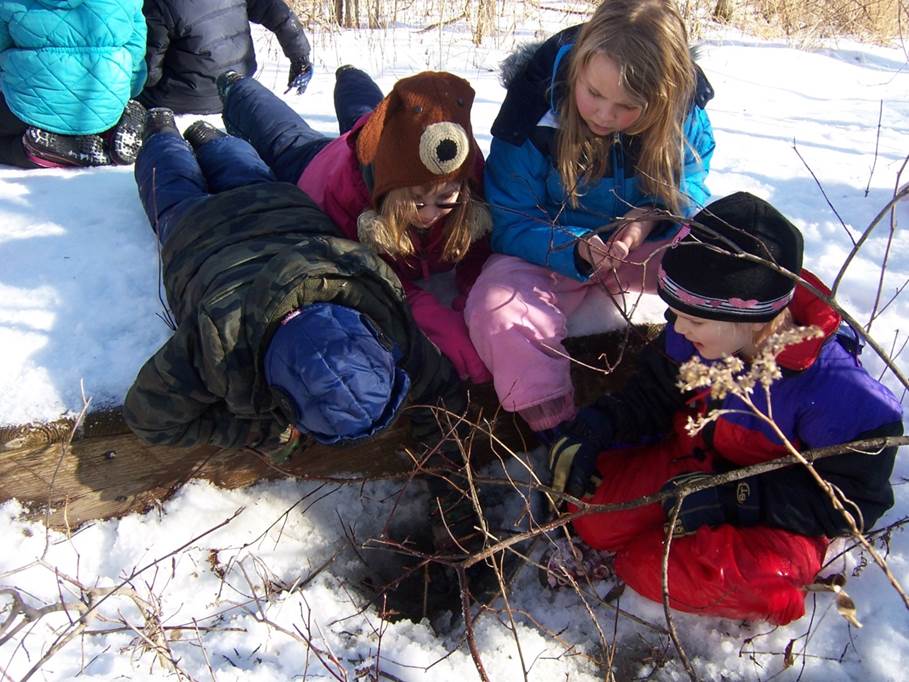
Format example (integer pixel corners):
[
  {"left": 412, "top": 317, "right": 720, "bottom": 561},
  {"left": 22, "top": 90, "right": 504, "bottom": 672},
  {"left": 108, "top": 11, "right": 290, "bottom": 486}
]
[
  {"left": 575, "top": 52, "right": 643, "bottom": 137},
  {"left": 670, "top": 308, "right": 762, "bottom": 360},
  {"left": 409, "top": 182, "right": 461, "bottom": 229}
]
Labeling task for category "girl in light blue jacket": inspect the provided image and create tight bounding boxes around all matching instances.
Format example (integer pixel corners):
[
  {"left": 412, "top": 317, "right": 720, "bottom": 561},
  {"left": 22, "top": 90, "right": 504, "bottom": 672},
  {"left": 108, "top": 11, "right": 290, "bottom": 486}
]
[
  {"left": 464, "top": 0, "right": 715, "bottom": 435},
  {"left": 0, "top": 0, "right": 147, "bottom": 167}
]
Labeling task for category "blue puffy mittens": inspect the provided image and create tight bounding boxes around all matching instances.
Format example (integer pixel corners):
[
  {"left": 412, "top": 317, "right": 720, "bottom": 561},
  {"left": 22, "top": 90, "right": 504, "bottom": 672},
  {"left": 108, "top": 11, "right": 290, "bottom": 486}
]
[
  {"left": 548, "top": 407, "right": 613, "bottom": 501},
  {"left": 660, "top": 472, "right": 761, "bottom": 536}
]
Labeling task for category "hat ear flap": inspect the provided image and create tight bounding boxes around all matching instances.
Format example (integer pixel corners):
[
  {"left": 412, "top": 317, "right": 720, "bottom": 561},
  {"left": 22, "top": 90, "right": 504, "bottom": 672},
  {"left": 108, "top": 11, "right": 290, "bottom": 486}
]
[{"left": 356, "top": 90, "right": 397, "bottom": 164}]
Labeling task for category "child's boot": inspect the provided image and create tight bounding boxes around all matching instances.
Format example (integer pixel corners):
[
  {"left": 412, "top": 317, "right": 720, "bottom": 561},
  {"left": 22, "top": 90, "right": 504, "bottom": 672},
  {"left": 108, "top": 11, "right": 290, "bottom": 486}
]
[
  {"left": 108, "top": 100, "right": 147, "bottom": 165},
  {"left": 143, "top": 108, "right": 179, "bottom": 142},
  {"left": 183, "top": 121, "right": 227, "bottom": 151},
  {"left": 22, "top": 127, "right": 110, "bottom": 167},
  {"left": 216, "top": 70, "right": 243, "bottom": 103}
]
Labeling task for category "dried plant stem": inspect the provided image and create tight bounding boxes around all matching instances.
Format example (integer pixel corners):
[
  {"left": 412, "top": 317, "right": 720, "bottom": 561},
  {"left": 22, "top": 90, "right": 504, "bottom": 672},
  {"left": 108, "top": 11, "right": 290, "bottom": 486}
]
[
  {"left": 42, "top": 381, "right": 92, "bottom": 558},
  {"left": 833, "top": 179, "right": 909, "bottom": 295},
  {"left": 662, "top": 499, "right": 698, "bottom": 681}
]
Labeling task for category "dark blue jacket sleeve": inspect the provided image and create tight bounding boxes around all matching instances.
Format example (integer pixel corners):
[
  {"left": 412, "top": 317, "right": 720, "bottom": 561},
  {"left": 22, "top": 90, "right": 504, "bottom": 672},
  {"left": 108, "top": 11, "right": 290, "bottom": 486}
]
[{"left": 246, "top": 0, "right": 310, "bottom": 61}]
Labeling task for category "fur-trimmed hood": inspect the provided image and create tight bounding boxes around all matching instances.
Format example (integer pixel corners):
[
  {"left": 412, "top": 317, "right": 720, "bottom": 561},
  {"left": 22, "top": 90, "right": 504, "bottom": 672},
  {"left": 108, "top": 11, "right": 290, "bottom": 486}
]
[{"left": 492, "top": 25, "right": 715, "bottom": 147}]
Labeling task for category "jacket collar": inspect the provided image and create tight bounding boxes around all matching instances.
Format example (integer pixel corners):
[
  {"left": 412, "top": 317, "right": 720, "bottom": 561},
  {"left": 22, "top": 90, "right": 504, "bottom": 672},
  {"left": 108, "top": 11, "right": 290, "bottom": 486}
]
[{"left": 776, "top": 270, "right": 840, "bottom": 371}]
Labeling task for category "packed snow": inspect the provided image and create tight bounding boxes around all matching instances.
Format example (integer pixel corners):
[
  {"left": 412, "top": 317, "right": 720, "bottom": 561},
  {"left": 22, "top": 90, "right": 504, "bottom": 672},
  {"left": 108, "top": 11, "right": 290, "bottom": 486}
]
[{"left": 0, "top": 8, "right": 907, "bottom": 681}]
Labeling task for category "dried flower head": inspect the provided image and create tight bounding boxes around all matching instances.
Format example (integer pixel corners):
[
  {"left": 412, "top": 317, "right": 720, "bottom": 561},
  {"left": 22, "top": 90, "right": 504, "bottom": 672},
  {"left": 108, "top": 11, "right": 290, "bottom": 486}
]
[
  {"left": 678, "top": 354, "right": 745, "bottom": 400},
  {"left": 678, "top": 325, "right": 826, "bottom": 434}
]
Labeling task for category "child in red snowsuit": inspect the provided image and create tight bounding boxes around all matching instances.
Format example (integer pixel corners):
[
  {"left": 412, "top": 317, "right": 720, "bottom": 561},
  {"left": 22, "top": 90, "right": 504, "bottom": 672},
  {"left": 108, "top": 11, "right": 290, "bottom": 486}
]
[{"left": 547, "top": 192, "right": 903, "bottom": 624}]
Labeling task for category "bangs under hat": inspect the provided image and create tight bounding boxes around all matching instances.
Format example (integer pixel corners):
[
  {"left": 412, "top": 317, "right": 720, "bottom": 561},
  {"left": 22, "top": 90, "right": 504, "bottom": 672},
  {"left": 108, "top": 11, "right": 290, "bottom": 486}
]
[{"left": 658, "top": 192, "right": 804, "bottom": 323}]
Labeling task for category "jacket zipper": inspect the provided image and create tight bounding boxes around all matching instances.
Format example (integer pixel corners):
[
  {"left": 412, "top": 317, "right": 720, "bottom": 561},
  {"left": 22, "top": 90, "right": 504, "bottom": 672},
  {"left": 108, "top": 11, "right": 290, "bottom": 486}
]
[{"left": 612, "top": 132, "right": 625, "bottom": 212}]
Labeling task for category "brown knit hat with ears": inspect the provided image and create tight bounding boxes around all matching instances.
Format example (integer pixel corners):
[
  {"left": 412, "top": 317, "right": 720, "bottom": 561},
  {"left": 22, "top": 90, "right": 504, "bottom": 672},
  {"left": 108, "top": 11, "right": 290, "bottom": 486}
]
[{"left": 356, "top": 71, "right": 478, "bottom": 204}]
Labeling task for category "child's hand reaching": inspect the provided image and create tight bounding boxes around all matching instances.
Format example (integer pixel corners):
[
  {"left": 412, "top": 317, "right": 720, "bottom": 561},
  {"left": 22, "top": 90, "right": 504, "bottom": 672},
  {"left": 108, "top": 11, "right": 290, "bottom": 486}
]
[
  {"left": 577, "top": 233, "right": 618, "bottom": 274},
  {"left": 577, "top": 209, "right": 657, "bottom": 276}
]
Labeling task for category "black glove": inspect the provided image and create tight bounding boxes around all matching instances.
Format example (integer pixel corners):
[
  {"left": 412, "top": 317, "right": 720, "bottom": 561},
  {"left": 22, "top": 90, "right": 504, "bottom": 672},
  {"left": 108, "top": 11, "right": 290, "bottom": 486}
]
[
  {"left": 660, "top": 472, "right": 761, "bottom": 537},
  {"left": 547, "top": 407, "right": 612, "bottom": 500},
  {"left": 286, "top": 58, "right": 313, "bottom": 95}
]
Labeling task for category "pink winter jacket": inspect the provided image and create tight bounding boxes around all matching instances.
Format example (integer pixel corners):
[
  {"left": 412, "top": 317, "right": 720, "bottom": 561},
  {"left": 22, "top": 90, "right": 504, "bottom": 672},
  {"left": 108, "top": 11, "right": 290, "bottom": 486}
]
[{"left": 297, "top": 114, "right": 492, "bottom": 383}]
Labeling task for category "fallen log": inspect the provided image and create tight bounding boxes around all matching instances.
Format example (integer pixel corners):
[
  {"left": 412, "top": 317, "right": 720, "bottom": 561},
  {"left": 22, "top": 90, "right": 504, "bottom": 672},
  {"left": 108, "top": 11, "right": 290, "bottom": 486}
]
[{"left": 0, "top": 326, "right": 661, "bottom": 529}]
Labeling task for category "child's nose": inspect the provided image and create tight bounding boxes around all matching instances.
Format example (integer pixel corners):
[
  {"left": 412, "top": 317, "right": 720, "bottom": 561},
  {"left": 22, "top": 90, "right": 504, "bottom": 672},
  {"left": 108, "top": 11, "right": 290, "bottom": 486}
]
[{"left": 418, "top": 205, "right": 443, "bottom": 225}]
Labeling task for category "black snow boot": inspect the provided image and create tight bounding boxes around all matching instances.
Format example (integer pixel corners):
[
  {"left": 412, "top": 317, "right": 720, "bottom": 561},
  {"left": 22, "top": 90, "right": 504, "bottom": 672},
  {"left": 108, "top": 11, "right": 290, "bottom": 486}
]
[
  {"left": 22, "top": 127, "right": 110, "bottom": 167},
  {"left": 108, "top": 99, "right": 147, "bottom": 165},
  {"left": 216, "top": 70, "right": 244, "bottom": 103},
  {"left": 183, "top": 120, "right": 228, "bottom": 151},
  {"left": 142, "top": 108, "right": 179, "bottom": 142}
]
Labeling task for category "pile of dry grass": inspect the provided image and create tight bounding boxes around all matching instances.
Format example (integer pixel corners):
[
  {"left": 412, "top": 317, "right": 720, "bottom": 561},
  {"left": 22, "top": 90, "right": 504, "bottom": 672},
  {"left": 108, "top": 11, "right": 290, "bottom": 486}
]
[{"left": 708, "top": 0, "right": 904, "bottom": 45}]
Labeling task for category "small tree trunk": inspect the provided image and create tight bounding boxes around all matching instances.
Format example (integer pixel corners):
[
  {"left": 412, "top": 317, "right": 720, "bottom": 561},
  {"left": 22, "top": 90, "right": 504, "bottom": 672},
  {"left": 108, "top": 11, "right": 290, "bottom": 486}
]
[
  {"left": 713, "top": 0, "right": 733, "bottom": 22},
  {"left": 470, "top": 0, "right": 496, "bottom": 45},
  {"left": 368, "top": 0, "right": 380, "bottom": 29}
]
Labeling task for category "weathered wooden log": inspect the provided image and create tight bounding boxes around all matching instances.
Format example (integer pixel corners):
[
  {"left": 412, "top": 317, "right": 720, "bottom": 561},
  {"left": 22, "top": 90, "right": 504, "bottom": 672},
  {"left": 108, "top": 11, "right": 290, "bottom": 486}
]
[{"left": 0, "top": 326, "right": 661, "bottom": 529}]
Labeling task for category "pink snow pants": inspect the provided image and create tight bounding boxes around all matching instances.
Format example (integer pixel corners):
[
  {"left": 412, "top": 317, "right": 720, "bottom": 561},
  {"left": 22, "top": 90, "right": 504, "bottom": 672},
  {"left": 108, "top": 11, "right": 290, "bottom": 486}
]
[{"left": 464, "top": 238, "right": 668, "bottom": 431}]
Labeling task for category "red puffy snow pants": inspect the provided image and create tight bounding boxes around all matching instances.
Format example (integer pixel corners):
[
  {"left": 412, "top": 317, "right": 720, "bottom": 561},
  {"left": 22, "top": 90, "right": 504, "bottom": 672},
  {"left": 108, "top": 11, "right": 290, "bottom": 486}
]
[{"left": 571, "top": 438, "right": 827, "bottom": 625}]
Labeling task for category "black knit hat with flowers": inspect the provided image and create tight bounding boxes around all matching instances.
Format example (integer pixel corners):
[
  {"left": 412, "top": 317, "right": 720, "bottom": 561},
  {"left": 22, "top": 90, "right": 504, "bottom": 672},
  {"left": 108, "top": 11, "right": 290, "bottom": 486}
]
[
  {"left": 355, "top": 71, "right": 478, "bottom": 203},
  {"left": 658, "top": 192, "right": 804, "bottom": 323}
]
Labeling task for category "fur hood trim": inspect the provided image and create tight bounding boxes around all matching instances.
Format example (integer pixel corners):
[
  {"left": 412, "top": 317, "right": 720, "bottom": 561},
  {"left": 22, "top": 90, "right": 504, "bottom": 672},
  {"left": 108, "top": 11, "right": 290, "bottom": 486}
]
[{"left": 499, "top": 41, "right": 545, "bottom": 89}]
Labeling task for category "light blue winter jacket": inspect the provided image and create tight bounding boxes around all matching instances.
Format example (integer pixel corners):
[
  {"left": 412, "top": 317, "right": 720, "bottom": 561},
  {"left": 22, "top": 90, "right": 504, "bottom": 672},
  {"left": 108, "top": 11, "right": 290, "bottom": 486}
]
[
  {"left": 0, "top": 0, "right": 147, "bottom": 134},
  {"left": 486, "top": 31, "right": 715, "bottom": 281}
]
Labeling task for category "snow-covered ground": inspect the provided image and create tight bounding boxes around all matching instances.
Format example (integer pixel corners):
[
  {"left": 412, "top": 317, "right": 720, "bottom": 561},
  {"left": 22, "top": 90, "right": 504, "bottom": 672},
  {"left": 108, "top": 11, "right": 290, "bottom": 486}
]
[{"left": 0, "top": 7, "right": 907, "bottom": 680}]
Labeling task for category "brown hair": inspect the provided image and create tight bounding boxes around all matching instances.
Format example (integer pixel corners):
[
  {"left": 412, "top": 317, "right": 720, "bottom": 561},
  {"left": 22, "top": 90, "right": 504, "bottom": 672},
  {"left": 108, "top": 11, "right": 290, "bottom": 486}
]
[{"left": 556, "top": 0, "right": 697, "bottom": 214}]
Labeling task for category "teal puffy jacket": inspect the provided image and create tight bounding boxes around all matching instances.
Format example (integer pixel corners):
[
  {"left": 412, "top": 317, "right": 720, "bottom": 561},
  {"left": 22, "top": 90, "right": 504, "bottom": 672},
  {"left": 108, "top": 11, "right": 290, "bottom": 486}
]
[{"left": 0, "top": 0, "right": 147, "bottom": 134}]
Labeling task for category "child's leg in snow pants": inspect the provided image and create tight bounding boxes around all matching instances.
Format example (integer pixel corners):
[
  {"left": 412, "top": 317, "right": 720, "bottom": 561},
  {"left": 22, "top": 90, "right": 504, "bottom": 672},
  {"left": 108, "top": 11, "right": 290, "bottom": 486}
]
[
  {"left": 135, "top": 132, "right": 275, "bottom": 243},
  {"left": 221, "top": 77, "right": 331, "bottom": 184},
  {"left": 333, "top": 66, "right": 384, "bottom": 135},
  {"left": 0, "top": 94, "right": 37, "bottom": 169},
  {"left": 464, "top": 255, "right": 591, "bottom": 431},
  {"left": 572, "top": 442, "right": 826, "bottom": 625},
  {"left": 194, "top": 135, "right": 276, "bottom": 193},
  {"left": 617, "top": 525, "right": 826, "bottom": 625}
]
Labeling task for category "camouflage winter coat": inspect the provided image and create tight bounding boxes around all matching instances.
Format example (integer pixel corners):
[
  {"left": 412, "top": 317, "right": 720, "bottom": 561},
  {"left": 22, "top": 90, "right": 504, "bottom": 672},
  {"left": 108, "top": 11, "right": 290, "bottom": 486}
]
[{"left": 124, "top": 182, "right": 466, "bottom": 450}]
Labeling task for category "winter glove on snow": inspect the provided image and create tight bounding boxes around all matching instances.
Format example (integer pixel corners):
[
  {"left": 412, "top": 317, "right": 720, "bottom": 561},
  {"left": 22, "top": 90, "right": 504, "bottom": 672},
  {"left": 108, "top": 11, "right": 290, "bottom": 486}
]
[
  {"left": 548, "top": 407, "right": 612, "bottom": 501},
  {"left": 286, "top": 58, "right": 314, "bottom": 95},
  {"left": 660, "top": 472, "right": 760, "bottom": 537}
]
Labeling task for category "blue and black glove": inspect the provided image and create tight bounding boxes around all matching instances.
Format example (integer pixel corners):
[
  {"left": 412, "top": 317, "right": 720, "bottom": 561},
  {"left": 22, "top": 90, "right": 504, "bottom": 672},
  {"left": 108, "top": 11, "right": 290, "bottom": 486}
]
[
  {"left": 547, "top": 407, "right": 612, "bottom": 501},
  {"left": 660, "top": 472, "right": 761, "bottom": 537},
  {"left": 286, "top": 58, "right": 314, "bottom": 95}
]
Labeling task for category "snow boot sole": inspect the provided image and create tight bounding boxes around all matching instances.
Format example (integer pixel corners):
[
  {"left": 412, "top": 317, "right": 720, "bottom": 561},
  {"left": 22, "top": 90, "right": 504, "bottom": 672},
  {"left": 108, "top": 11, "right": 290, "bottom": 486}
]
[
  {"left": 109, "top": 100, "right": 147, "bottom": 165},
  {"left": 23, "top": 128, "right": 110, "bottom": 167}
]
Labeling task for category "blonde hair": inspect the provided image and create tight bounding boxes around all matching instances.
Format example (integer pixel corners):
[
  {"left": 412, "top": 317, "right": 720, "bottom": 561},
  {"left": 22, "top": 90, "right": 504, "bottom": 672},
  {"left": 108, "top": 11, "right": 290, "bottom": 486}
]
[
  {"left": 371, "top": 181, "right": 475, "bottom": 262},
  {"left": 749, "top": 308, "right": 794, "bottom": 351},
  {"left": 556, "top": 0, "right": 697, "bottom": 214}
]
